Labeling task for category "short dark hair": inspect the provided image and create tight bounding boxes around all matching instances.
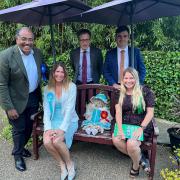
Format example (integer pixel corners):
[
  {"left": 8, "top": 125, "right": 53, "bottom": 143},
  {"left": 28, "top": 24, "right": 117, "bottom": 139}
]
[
  {"left": 15, "top": 27, "right": 34, "bottom": 39},
  {"left": 77, "top": 29, "right": 91, "bottom": 39},
  {"left": 116, "top": 25, "right": 130, "bottom": 35}
]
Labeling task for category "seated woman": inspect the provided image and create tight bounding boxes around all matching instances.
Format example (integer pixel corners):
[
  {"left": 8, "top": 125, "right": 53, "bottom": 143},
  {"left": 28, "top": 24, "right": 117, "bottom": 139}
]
[
  {"left": 112, "top": 67, "right": 155, "bottom": 178},
  {"left": 43, "top": 61, "right": 78, "bottom": 180}
]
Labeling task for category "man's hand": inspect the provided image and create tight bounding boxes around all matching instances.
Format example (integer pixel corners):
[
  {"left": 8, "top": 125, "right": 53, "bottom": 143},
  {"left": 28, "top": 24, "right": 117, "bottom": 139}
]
[
  {"left": 7, "top": 109, "right": 19, "bottom": 120},
  {"left": 113, "top": 83, "right": 121, "bottom": 90}
]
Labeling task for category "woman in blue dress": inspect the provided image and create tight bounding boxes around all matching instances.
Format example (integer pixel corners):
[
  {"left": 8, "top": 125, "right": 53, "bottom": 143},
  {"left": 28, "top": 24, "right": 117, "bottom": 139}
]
[{"left": 43, "top": 61, "right": 78, "bottom": 180}]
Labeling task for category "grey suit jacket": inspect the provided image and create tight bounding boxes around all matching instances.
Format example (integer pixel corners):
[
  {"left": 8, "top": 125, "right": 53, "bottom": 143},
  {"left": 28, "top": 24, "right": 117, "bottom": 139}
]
[
  {"left": 0, "top": 45, "right": 43, "bottom": 114},
  {"left": 70, "top": 47, "right": 103, "bottom": 83}
]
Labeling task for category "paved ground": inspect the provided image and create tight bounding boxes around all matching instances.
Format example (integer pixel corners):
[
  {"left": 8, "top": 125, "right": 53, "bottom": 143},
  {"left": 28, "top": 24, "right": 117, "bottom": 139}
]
[{"left": 0, "top": 117, "right": 178, "bottom": 180}]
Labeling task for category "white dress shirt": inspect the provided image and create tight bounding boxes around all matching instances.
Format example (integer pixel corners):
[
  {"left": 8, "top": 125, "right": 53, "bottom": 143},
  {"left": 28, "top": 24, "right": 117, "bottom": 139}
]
[
  {"left": 117, "top": 46, "right": 129, "bottom": 82},
  {"left": 77, "top": 47, "right": 92, "bottom": 82},
  {"left": 18, "top": 48, "right": 38, "bottom": 93}
]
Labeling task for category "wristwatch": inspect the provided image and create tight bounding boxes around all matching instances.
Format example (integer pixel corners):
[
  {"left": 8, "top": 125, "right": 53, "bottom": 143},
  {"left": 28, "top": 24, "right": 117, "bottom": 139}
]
[{"left": 140, "top": 125, "right": 146, "bottom": 130}]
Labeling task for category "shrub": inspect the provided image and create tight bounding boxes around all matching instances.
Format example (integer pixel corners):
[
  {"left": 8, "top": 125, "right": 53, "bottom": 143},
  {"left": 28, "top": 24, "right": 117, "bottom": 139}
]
[
  {"left": 160, "top": 148, "right": 180, "bottom": 179},
  {"left": 143, "top": 51, "right": 180, "bottom": 122}
]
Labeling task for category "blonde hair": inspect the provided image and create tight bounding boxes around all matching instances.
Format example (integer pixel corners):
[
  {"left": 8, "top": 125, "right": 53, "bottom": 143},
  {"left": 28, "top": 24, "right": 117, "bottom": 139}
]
[
  {"left": 118, "top": 68, "right": 145, "bottom": 112},
  {"left": 47, "top": 61, "right": 71, "bottom": 90}
]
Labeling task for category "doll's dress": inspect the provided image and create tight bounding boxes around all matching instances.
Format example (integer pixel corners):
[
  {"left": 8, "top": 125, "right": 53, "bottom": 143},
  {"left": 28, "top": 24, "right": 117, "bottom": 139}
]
[{"left": 82, "top": 107, "right": 111, "bottom": 130}]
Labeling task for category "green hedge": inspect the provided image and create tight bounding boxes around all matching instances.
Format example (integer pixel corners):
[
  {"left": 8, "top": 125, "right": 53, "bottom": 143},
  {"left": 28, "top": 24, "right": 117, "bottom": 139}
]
[
  {"left": 50, "top": 50, "right": 179, "bottom": 122},
  {"left": 143, "top": 51, "right": 180, "bottom": 122}
]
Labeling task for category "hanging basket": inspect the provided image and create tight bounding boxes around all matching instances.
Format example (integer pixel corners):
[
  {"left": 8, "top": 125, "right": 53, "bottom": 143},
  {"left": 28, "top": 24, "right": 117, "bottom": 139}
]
[{"left": 167, "top": 127, "right": 180, "bottom": 150}]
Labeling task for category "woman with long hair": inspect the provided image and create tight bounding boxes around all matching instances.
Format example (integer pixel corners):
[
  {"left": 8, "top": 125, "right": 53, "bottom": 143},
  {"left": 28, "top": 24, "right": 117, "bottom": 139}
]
[
  {"left": 112, "top": 67, "right": 155, "bottom": 178},
  {"left": 43, "top": 61, "right": 78, "bottom": 180}
]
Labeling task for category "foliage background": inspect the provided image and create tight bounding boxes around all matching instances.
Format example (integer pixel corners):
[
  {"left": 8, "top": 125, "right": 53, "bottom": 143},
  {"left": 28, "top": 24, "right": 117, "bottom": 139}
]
[{"left": 0, "top": 0, "right": 179, "bottom": 122}]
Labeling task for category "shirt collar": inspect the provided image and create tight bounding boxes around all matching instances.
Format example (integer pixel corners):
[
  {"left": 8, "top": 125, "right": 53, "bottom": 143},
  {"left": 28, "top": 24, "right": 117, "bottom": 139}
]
[
  {"left": 18, "top": 46, "right": 34, "bottom": 56},
  {"left": 80, "top": 47, "right": 90, "bottom": 53},
  {"left": 117, "top": 45, "right": 128, "bottom": 52}
]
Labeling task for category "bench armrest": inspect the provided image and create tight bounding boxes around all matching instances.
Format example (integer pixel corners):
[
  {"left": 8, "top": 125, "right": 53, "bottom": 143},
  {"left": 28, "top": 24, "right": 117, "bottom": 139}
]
[
  {"left": 31, "top": 110, "right": 44, "bottom": 130},
  {"left": 31, "top": 110, "right": 43, "bottom": 121},
  {"left": 152, "top": 118, "right": 159, "bottom": 136}
]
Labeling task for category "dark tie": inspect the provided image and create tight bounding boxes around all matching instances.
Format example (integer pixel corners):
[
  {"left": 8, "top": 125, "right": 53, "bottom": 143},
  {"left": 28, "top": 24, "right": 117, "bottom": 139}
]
[
  {"left": 82, "top": 51, "right": 87, "bottom": 84},
  {"left": 120, "top": 50, "right": 125, "bottom": 82}
]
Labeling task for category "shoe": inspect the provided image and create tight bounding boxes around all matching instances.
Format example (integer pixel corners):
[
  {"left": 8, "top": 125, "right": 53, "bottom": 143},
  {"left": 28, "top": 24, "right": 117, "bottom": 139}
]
[
  {"left": 139, "top": 153, "right": 150, "bottom": 175},
  {"left": 91, "top": 128, "right": 98, "bottom": 136},
  {"left": 85, "top": 127, "right": 91, "bottom": 135},
  {"left": 22, "top": 148, "right": 31, "bottom": 158},
  {"left": 14, "top": 156, "right": 26, "bottom": 172},
  {"left": 60, "top": 168, "right": 68, "bottom": 180},
  {"left": 68, "top": 162, "right": 76, "bottom": 180},
  {"left": 130, "top": 163, "right": 140, "bottom": 178}
]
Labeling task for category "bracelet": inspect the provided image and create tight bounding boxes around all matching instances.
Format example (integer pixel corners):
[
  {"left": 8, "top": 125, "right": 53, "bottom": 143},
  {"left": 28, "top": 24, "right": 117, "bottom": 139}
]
[{"left": 140, "top": 125, "right": 146, "bottom": 130}]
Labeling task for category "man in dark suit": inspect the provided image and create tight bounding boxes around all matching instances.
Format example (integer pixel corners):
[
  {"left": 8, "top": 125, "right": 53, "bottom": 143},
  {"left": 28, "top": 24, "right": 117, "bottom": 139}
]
[
  {"left": 0, "top": 27, "right": 43, "bottom": 171},
  {"left": 70, "top": 29, "right": 103, "bottom": 84},
  {"left": 103, "top": 26, "right": 146, "bottom": 89}
]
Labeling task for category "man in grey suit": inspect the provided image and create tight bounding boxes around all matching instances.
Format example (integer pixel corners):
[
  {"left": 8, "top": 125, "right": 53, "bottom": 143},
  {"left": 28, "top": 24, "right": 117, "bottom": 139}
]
[
  {"left": 0, "top": 27, "right": 43, "bottom": 171},
  {"left": 70, "top": 29, "right": 103, "bottom": 84}
]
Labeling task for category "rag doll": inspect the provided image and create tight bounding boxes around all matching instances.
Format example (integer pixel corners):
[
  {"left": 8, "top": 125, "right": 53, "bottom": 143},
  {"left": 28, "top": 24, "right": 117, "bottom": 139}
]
[{"left": 82, "top": 93, "right": 112, "bottom": 135}]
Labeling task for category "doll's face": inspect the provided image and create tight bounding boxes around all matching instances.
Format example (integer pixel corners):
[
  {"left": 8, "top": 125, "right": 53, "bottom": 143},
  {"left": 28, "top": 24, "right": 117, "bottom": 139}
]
[{"left": 93, "top": 99, "right": 105, "bottom": 108}]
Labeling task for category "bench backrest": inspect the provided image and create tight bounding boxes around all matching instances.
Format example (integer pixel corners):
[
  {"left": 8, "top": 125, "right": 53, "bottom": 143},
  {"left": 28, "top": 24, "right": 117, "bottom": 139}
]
[{"left": 76, "top": 84, "right": 119, "bottom": 122}]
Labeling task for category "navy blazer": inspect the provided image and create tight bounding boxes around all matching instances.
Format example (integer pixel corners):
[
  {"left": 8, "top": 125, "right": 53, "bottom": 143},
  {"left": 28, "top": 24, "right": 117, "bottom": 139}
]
[{"left": 103, "top": 47, "right": 146, "bottom": 85}]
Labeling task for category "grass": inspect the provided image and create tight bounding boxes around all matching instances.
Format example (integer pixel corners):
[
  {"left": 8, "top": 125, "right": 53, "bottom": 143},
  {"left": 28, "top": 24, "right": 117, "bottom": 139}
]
[{"left": 0, "top": 108, "right": 12, "bottom": 142}]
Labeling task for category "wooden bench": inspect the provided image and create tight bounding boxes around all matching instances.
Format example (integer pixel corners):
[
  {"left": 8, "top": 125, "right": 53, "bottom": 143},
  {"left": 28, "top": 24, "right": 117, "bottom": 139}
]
[{"left": 31, "top": 84, "right": 159, "bottom": 179}]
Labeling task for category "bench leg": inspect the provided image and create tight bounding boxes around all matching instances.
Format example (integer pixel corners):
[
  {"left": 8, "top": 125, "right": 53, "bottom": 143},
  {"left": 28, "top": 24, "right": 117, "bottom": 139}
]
[
  {"left": 149, "top": 137, "right": 157, "bottom": 179},
  {"left": 32, "top": 133, "right": 39, "bottom": 160}
]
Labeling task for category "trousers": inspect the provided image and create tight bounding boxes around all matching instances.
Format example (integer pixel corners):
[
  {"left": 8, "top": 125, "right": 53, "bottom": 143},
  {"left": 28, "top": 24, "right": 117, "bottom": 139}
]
[{"left": 9, "top": 88, "right": 40, "bottom": 158}]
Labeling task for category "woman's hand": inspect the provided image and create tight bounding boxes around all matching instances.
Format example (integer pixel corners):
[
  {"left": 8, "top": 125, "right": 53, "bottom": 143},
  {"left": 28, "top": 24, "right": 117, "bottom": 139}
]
[
  {"left": 44, "top": 130, "right": 55, "bottom": 140},
  {"left": 52, "top": 129, "right": 65, "bottom": 141},
  {"left": 133, "top": 127, "right": 143, "bottom": 140},
  {"left": 117, "top": 130, "right": 126, "bottom": 140}
]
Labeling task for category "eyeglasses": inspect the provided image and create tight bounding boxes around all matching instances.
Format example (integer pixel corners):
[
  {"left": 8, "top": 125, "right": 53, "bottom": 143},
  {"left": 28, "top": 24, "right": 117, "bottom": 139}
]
[
  {"left": 116, "top": 35, "right": 128, "bottom": 39},
  {"left": 80, "top": 39, "right": 90, "bottom": 42},
  {"left": 19, "top": 36, "right": 34, "bottom": 42}
]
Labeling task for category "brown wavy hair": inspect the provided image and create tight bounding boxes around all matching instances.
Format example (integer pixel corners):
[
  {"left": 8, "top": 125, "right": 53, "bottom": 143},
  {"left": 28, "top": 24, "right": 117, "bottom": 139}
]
[{"left": 47, "top": 61, "right": 71, "bottom": 90}]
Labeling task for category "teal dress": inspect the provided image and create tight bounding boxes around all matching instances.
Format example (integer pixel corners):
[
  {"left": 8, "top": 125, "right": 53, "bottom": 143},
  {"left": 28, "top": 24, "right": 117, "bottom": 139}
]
[
  {"left": 50, "top": 97, "right": 78, "bottom": 149},
  {"left": 51, "top": 98, "right": 63, "bottom": 129}
]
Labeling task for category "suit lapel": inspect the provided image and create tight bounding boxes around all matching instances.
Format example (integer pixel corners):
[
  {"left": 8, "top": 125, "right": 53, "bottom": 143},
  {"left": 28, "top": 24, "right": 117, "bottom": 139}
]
[
  {"left": 13, "top": 45, "right": 28, "bottom": 80},
  {"left": 90, "top": 47, "right": 94, "bottom": 73},
  {"left": 75, "top": 48, "right": 80, "bottom": 67},
  {"left": 113, "top": 48, "right": 118, "bottom": 78},
  {"left": 128, "top": 46, "right": 132, "bottom": 67},
  {"left": 33, "top": 49, "right": 41, "bottom": 82}
]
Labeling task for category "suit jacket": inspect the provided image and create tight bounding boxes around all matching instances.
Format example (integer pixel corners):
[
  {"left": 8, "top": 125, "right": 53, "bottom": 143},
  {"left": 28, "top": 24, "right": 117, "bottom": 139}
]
[
  {"left": 103, "top": 47, "right": 146, "bottom": 85},
  {"left": 0, "top": 45, "right": 43, "bottom": 114},
  {"left": 43, "top": 82, "right": 79, "bottom": 132},
  {"left": 70, "top": 46, "right": 103, "bottom": 83}
]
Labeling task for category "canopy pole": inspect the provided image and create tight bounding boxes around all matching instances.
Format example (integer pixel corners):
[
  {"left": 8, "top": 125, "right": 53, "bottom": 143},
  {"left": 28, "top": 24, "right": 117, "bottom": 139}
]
[
  {"left": 130, "top": 3, "right": 134, "bottom": 68},
  {"left": 130, "top": 23, "right": 134, "bottom": 68},
  {"left": 48, "top": 6, "right": 56, "bottom": 63}
]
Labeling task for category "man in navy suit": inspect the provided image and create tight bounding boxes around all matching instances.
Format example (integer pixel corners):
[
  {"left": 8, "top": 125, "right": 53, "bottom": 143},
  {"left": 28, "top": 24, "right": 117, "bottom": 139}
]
[{"left": 103, "top": 26, "right": 146, "bottom": 89}]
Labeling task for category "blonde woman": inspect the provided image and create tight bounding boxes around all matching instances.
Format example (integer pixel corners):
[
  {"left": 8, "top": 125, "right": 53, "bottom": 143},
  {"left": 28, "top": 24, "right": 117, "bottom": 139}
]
[
  {"left": 43, "top": 61, "right": 78, "bottom": 180},
  {"left": 112, "top": 68, "right": 155, "bottom": 178}
]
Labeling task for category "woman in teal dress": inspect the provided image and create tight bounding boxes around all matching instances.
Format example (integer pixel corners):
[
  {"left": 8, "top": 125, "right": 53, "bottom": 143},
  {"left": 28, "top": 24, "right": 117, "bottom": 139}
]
[{"left": 43, "top": 61, "right": 78, "bottom": 180}]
